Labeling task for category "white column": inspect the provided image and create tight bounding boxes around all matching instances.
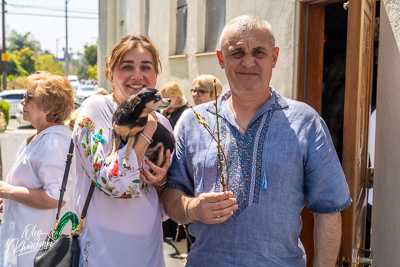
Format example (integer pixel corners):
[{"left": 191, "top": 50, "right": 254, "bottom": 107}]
[
  {"left": 371, "top": 0, "right": 400, "bottom": 265},
  {"left": 97, "top": 0, "right": 108, "bottom": 89}
]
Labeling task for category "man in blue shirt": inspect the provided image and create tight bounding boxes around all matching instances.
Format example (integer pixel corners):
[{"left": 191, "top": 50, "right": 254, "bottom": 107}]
[{"left": 161, "top": 15, "right": 351, "bottom": 266}]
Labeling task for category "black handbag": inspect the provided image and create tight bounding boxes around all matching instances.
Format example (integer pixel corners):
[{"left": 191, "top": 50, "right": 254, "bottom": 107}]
[{"left": 34, "top": 140, "right": 96, "bottom": 267}]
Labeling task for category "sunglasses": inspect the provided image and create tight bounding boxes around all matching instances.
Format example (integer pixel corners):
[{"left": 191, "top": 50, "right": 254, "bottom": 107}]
[
  {"left": 23, "top": 93, "right": 36, "bottom": 104},
  {"left": 190, "top": 88, "right": 207, "bottom": 96}
]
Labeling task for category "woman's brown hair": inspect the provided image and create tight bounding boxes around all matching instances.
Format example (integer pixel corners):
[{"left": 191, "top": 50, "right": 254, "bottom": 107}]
[{"left": 105, "top": 35, "right": 162, "bottom": 80}]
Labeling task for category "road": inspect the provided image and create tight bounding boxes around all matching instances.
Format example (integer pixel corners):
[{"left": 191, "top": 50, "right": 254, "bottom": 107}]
[{"left": 0, "top": 127, "right": 187, "bottom": 266}]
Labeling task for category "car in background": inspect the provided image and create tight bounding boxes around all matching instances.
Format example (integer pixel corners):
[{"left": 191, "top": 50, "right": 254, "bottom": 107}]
[
  {"left": 67, "top": 75, "right": 80, "bottom": 93},
  {"left": 0, "top": 89, "right": 26, "bottom": 118},
  {"left": 76, "top": 85, "right": 96, "bottom": 100},
  {"left": 16, "top": 102, "right": 30, "bottom": 125}
]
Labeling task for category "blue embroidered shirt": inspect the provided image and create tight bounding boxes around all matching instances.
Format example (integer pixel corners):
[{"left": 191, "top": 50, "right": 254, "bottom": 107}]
[{"left": 167, "top": 87, "right": 352, "bottom": 267}]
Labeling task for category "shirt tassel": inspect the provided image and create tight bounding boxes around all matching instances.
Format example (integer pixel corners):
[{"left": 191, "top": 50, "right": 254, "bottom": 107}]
[
  {"left": 262, "top": 173, "right": 268, "bottom": 189},
  {"left": 196, "top": 176, "right": 204, "bottom": 193}
]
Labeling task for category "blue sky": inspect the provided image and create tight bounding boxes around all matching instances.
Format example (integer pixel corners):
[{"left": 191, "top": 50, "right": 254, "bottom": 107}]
[{"left": 2, "top": 0, "right": 98, "bottom": 60}]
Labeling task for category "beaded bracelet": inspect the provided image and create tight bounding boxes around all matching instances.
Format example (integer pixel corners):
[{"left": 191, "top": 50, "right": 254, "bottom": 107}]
[
  {"left": 140, "top": 132, "right": 153, "bottom": 144},
  {"left": 141, "top": 131, "right": 153, "bottom": 143},
  {"left": 185, "top": 197, "right": 198, "bottom": 224},
  {"left": 153, "top": 181, "right": 167, "bottom": 189}
]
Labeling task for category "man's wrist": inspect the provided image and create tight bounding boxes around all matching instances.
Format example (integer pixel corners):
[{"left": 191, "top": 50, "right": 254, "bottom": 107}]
[
  {"left": 185, "top": 197, "right": 198, "bottom": 224},
  {"left": 153, "top": 181, "right": 167, "bottom": 188}
]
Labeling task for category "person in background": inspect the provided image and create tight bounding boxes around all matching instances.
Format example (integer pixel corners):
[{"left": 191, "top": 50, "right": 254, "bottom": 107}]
[
  {"left": 191, "top": 74, "right": 222, "bottom": 106},
  {"left": 159, "top": 82, "right": 189, "bottom": 242},
  {"left": 162, "top": 15, "right": 351, "bottom": 266},
  {"left": 72, "top": 34, "right": 171, "bottom": 266},
  {"left": 174, "top": 75, "right": 223, "bottom": 137},
  {"left": 0, "top": 71, "right": 76, "bottom": 267},
  {"left": 161, "top": 82, "right": 189, "bottom": 129}
]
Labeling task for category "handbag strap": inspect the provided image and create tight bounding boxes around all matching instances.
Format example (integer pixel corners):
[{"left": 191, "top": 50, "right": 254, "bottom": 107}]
[
  {"left": 81, "top": 182, "right": 95, "bottom": 220},
  {"left": 54, "top": 139, "right": 95, "bottom": 232},
  {"left": 55, "top": 139, "right": 75, "bottom": 221}
]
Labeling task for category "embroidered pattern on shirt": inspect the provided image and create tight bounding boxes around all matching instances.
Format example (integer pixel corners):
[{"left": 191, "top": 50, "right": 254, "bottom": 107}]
[
  {"left": 213, "top": 93, "right": 287, "bottom": 217},
  {"left": 74, "top": 116, "right": 142, "bottom": 199},
  {"left": 225, "top": 112, "right": 272, "bottom": 217},
  {"left": 81, "top": 240, "right": 91, "bottom": 266}
]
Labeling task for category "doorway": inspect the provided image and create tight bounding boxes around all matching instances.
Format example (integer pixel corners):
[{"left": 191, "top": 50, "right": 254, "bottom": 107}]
[{"left": 297, "top": 0, "right": 377, "bottom": 266}]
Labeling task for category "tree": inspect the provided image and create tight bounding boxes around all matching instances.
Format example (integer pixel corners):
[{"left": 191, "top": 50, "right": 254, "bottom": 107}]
[
  {"left": 7, "top": 54, "right": 29, "bottom": 77},
  {"left": 35, "top": 54, "right": 64, "bottom": 75},
  {"left": 13, "top": 47, "right": 36, "bottom": 75},
  {"left": 83, "top": 45, "right": 97, "bottom": 66},
  {"left": 7, "top": 30, "right": 41, "bottom": 53},
  {"left": 87, "top": 64, "right": 97, "bottom": 79}
]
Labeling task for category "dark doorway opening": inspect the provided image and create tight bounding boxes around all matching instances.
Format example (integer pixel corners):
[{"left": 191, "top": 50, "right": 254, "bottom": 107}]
[{"left": 321, "top": 2, "right": 348, "bottom": 163}]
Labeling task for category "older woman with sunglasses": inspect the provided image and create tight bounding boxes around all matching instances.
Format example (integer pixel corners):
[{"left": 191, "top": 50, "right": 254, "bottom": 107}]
[
  {"left": 174, "top": 75, "right": 223, "bottom": 138},
  {"left": 191, "top": 74, "right": 223, "bottom": 106},
  {"left": 0, "top": 72, "right": 76, "bottom": 267}
]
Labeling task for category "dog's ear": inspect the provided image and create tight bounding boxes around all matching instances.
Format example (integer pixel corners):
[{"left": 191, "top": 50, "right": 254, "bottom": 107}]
[{"left": 125, "top": 93, "right": 145, "bottom": 109}]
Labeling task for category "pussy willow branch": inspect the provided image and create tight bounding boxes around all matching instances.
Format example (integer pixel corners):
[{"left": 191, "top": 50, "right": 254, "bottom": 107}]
[{"left": 190, "top": 79, "right": 230, "bottom": 191}]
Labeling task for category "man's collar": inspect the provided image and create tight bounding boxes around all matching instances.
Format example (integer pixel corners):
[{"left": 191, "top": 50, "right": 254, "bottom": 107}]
[{"left": 206, "top": 86, "right": 288, "bottom": 116}]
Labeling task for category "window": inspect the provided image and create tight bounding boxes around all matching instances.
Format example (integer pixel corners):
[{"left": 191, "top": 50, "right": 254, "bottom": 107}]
[
  {"left": 144, "top": 0, "right": 150, "bottom": 37},
  {"left": 175, "top": 0, "right": 188, "bottom": 54},
  {"left": 1, "top": 94, "right": 23, "bottom": 100},
  {"left": 204, "top": 0, "right": 226, "bottom": 52}
]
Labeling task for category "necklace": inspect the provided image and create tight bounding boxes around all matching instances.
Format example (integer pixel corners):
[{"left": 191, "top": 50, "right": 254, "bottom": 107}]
[
  {"left": 228, "top": 97, "right": 246, "bottom": 132},
  {"left": 112, "top": 93, "right": 123, "bottom": 106}
]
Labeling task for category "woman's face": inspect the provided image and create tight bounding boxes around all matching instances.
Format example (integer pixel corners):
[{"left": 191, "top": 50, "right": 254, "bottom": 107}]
[
  {"left": 21, "top": 93, "right": 48, "bottom": 128},
  {"left": 110, "top": 46, "right": 157, "bottom": 100},
  {"left": 192, "top": 81, "right": 215, "bottom": 106}
]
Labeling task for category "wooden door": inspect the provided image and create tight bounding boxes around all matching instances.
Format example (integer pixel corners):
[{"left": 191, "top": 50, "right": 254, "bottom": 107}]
[
  {"left": 340, "top": 0, "right": 375, "bottom": 266},
  {"left": 297, "top": 0, "right": 376, "bottom": 266}
]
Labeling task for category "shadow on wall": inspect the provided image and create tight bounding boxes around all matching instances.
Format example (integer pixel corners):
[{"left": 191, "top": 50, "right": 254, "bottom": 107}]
[{"left": 169, "top": 58, "right": 189, "bottom": 79}]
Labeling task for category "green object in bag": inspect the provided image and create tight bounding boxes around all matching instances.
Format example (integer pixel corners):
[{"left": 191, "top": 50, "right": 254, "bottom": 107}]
[{"left": 52, "top": 211, "right": 79, "bottom": 240}]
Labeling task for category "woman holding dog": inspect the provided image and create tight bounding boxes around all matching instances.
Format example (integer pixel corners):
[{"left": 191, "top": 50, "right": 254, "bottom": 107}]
[
  {"left": 0, "top": 71, "right": 76, "bottom": 267},
  {"left": 72, "top": 35, "right": 172, "bottom": 266}
]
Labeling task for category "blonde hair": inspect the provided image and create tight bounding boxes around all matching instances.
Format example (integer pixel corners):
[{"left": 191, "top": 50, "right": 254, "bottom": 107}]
[
  {"left": 161, "top": 82, "right": 184, "bottom": 107},
  {"left": 24, "top": 71, "right": 74, "bottom": 123},
  {"left": 192, "top": 75, "right": 222, "bottom": 98},
  {"left": 105, "top": 35, "right": 162, "bottom": 80}
]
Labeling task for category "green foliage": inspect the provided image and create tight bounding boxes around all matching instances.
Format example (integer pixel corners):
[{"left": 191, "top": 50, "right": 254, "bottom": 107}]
[
  {"left": 7, "top": 53, "right": 29, "bottom": 77},
  {"left": 0, "top": 100, "right": 10, "bottom": 126},
  {"left": 7, "top": 30, "right": 41, "bottom": 53},
  {"left": 6, "top": 75, "right": 14, "bottom": 82},
  {"left": 87, "top": 64, "right": 97, "bottom": 79},
  {"left": 83, "top": 45, "right": 97, "bottom": 66},
  {"left": 35, "top": 54, "right": 64, "bottom": 75},
  {"left": 15, "top": 47, "right": 36, "bottom": 74}
]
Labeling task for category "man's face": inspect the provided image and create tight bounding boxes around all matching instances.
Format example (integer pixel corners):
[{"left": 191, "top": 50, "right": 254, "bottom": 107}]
[{"left": 217, "top": 29, "right": 278, "bottom": 94}]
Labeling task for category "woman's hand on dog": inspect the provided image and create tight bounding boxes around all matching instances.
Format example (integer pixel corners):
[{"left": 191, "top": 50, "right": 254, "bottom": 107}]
[
  {"left": 143, "top": 111, "right": 158, "bottom": 136},
  {"left": 140, "top": 149, "right": 171, "bottom": 186}
]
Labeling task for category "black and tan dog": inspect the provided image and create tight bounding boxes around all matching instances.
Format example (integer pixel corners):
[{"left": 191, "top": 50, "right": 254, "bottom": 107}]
[{"left": 105, "top": 88, "right": 175, "bottom": 169}]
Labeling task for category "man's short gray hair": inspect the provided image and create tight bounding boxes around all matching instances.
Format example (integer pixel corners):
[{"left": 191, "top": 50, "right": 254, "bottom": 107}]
[{"left": 218, "top": 15, "right": 275, "bottom": 50}]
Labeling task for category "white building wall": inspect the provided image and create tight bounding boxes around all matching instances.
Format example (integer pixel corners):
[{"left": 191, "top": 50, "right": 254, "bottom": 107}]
[
  {"left": 371, "top": 0, "right": 400, "bottom": 265},
  {"left": 97, "top": 0, "right": 297, "bottom": 103}
]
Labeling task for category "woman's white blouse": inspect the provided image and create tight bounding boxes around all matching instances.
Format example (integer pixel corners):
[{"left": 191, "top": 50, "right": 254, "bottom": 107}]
[
  {"left": 0, "top": 125, "right": 76, "bottom": 267},
  {"left": 73, "top": 95, "right": 172, "bottom": 267}
]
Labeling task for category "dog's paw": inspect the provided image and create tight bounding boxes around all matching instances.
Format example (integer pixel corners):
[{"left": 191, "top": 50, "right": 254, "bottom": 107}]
[
  {"left": 122, "top": 159, "right": 130, "bottom": 169},
  {"left": 104, "top": 156, "right": 113, "bottom": 166}
]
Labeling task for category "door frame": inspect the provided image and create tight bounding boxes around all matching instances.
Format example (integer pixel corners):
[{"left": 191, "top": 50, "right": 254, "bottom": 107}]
[{"left": 297, "top": 0, "right": 375, "bottom": 266}]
